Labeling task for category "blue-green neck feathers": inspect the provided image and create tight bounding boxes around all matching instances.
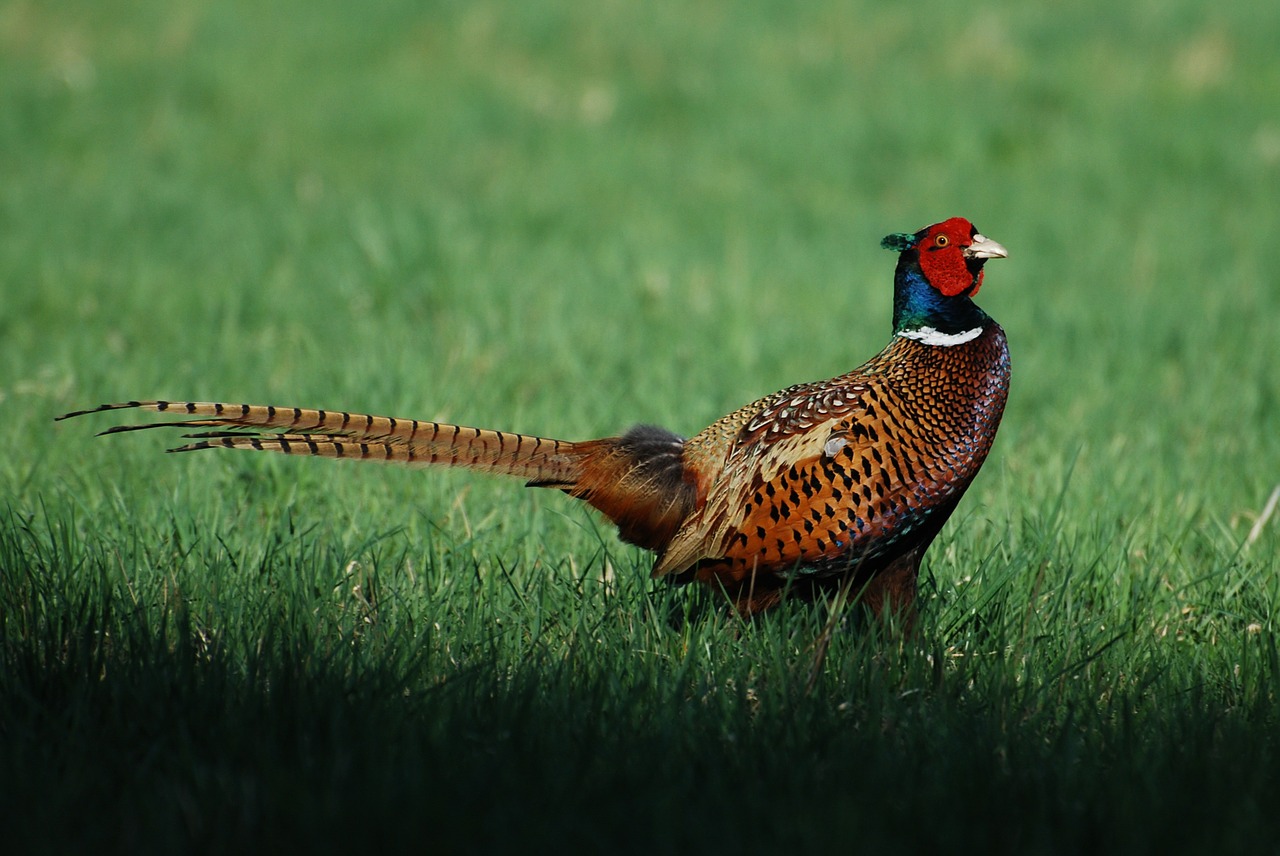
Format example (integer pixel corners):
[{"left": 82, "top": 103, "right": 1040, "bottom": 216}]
[{"left": 883, "top": 234, "right": 990, "bottom": 335}]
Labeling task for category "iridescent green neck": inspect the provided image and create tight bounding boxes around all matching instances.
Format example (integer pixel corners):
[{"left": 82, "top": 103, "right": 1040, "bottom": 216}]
[{"left": 892, "top": 256, "right": 989, "bottom": 337}]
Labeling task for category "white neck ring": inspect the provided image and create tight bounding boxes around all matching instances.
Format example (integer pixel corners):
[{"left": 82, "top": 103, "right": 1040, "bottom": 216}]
[{"left": 896, "top": 326, "right": 985, "bottom": 346}]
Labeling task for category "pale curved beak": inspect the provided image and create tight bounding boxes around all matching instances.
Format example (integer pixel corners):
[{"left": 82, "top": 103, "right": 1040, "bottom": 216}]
[{"left": 965, "top": 233, "right": 1008, "bottom": 260}]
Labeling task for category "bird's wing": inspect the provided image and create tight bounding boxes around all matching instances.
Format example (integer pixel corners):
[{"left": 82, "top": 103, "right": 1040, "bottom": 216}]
[{"left": 653, "top": 377, "right": 921, "bottom": 578}]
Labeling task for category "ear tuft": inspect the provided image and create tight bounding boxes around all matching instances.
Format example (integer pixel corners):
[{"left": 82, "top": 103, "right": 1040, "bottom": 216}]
[{"left": 880, "top": 232, "right": 916, "bottom": 252}]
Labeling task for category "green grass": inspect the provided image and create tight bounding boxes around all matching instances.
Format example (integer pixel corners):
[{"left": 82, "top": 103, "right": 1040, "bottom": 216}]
[{"left": 4, "top": 0, "right": 1280, "bottom": 852}]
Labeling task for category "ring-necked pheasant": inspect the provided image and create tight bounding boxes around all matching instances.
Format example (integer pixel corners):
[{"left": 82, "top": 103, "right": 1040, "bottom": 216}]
[{"left": 58, "top": 217, "right": 1009, "bottom": 624}]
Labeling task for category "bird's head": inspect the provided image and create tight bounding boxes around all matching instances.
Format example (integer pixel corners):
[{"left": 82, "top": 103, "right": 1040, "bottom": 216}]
[{"left": 882, "top": 217, "right": 1007, "bottom": 298}]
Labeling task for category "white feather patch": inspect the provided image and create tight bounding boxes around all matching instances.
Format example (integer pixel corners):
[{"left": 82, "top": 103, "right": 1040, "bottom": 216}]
[
  {"left": 822, "top": 435, "right": 847, "bottom": 459},
  {"left": 897, "top": 326, "right": 984, "bottom": 346}
]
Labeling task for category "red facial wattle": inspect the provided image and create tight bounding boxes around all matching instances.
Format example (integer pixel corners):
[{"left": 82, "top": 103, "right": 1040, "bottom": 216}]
[{"left": 916, "top": 218, "right": 983, "bottom": 297}]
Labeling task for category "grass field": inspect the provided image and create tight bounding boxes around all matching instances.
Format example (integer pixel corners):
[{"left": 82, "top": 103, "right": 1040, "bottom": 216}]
[{"left": 4, "top": 0, "right": 1280, "bottom": 852}]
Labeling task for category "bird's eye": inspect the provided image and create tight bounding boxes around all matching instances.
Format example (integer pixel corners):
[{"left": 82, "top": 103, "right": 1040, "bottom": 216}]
[{"left": 934, "top": 234, "right": 949, "bottom": 248}]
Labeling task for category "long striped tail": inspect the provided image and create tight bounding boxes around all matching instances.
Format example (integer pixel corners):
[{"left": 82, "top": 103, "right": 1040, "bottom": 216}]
[
  {"left": 57, "top": 400, "right": 589, "bottom": 483},
  {"left": 57, "top": 400, "right": 697, "bottom": 551}
]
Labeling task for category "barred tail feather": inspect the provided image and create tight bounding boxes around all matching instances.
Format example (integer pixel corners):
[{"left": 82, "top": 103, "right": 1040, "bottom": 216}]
[
  {"left": 56, "top": 400, "right": 585, "bottom": 485},
  {"left": 58, "top": 401, "right": 699, "bottom": 553}
]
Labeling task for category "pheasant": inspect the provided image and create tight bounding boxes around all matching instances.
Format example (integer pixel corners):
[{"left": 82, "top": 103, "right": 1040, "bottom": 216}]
[{"left": 58, "top": 217, "right": 1009, "bottom": 624}]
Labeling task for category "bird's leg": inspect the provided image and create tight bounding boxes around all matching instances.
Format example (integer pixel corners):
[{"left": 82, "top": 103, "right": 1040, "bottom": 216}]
[{"left": 856, "top": 547, "right": 921, "bottom": 634}]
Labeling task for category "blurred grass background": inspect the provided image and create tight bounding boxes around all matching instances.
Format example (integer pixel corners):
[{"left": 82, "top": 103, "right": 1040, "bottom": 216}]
[{"left": 3, "top": 0, "right": 1280, "bottom": 852}]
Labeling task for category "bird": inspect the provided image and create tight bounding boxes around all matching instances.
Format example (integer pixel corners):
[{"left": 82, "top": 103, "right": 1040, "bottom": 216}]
[{"left": 58, "top": 217, "right": 1009, "bottom": 626}]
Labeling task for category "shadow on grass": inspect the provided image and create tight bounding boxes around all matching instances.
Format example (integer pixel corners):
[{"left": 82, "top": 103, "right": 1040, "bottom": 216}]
[{"left": 2, "top": 506, "right": 1278, "bottom": 855}]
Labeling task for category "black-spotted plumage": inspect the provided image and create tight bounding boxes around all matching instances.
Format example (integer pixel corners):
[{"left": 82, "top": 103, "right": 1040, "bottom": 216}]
[{"left": 58, "top": 217, "right": 1010, "bottom": 625}]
